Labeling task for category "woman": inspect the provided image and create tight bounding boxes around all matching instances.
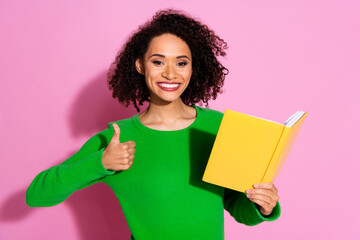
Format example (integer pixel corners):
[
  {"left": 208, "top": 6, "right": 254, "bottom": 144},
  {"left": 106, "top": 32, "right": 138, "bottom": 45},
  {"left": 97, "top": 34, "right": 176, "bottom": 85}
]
[{"left": 26, "top": 9, "right": 281, "bottom": 239}]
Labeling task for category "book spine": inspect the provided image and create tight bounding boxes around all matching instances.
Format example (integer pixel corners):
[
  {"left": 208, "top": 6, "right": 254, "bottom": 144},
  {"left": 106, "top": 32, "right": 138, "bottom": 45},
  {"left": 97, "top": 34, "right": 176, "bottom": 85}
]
[
  {"left": 262, "top": 112, "right": 308, "bottom": 182},
  {"left": 261, "top": 126, "right": 291, "bottom": 183}
]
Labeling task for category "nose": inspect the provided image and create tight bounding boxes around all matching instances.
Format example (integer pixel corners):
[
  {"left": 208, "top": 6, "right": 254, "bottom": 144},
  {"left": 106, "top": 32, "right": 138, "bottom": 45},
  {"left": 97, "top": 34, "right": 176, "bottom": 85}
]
[{"left": 161, "top": 64, "right": 177, "bottom": 80}]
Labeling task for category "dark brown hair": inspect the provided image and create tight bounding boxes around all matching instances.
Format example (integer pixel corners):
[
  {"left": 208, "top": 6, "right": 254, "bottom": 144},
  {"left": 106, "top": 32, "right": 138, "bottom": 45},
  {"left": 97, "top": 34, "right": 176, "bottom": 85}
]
[{"left": 108, "top": 9, "right": 229, "bottom": 112}]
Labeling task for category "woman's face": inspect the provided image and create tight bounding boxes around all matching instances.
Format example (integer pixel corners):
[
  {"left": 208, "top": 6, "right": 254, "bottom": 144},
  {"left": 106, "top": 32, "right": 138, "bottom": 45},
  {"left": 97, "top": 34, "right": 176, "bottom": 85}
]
[{"left": 136, "top": 33, "right": 192, "bottom": 104}]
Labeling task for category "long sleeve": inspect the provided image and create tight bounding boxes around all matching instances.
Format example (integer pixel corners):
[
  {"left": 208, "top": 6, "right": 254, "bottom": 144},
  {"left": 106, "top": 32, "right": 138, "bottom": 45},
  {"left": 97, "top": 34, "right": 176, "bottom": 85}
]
[
  {"left": 26, "top": 128, "right": 115, "bottom": 207},
  {"left": 223, "top": 188, "right": 281, "bottom": 226}
]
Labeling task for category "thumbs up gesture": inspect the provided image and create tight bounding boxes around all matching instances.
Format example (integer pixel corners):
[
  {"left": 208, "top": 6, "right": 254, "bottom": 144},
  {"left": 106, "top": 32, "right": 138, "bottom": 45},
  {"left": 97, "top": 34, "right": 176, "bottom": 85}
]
[{"left": 102, "top": 123, "right": 136, "bottom": 171}]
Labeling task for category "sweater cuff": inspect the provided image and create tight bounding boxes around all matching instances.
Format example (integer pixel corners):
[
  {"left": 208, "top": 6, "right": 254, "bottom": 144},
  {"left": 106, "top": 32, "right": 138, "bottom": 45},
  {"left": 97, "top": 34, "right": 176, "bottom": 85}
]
[
  {"left": 95, "top": 148, "right": 116, "bottom": 175},
  {"left": 254, "top": 201, "right": 281, "bottom": 222},
  {"left": 70, "top": 147, "right": 116, "bottom": 178}
]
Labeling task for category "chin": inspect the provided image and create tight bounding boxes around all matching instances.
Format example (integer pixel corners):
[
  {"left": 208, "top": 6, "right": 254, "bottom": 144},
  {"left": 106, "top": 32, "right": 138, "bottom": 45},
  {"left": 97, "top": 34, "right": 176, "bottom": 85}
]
[
  {"left": 160, "top": 97, "right": 182, "bottom": 104},
  {"left": 152, "top": 93, "right": 184, "bottom": 104}
]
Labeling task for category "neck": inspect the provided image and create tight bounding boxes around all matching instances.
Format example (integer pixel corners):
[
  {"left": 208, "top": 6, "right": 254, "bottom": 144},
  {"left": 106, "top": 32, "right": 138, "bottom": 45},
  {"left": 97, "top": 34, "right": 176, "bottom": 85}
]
[
  {"left": 141, "top": 98, "right": 190, "bottom": 120},
  {"left": 138, "top": 97, "right": 197, "bottom": 131}
]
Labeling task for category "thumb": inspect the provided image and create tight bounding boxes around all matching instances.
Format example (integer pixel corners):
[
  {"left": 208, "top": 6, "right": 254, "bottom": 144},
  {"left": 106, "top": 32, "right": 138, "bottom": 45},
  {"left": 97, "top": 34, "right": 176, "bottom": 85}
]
[{"left": 110, "top": 123, "right": 121, "bottom": 144}]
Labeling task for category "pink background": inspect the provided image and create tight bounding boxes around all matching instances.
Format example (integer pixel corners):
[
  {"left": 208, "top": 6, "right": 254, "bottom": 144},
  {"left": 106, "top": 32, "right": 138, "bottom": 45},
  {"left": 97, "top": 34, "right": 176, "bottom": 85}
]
[{"left": 1, "top": 0, "right": 359, "bottom": 239}]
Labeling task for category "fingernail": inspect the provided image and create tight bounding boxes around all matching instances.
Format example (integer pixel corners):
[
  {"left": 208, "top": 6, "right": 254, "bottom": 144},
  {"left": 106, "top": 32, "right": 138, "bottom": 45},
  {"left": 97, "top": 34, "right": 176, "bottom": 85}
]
[{"left": 254, "top": 184, "right": 259, "bottom": 188}]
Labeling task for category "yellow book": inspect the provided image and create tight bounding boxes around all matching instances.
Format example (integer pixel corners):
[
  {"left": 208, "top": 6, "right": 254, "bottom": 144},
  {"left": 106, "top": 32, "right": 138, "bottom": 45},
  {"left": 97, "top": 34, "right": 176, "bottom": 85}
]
[{"left": 202, "top": 110, "right": 308, "bottom": 192}]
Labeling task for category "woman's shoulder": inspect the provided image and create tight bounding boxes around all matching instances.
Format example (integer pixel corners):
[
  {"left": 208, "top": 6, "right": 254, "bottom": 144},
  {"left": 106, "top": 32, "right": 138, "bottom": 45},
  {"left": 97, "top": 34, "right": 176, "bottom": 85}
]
[
  {"left": 195, "top": 105, "right": 224, "bottom": 129},
  {"left": 196, "top": 105, "right": 224, "bottom": 119},
  {"left": 86, "top": 116, "right": 136, "bottom": 144},
  {"left": 107, "top": 116, "right": 135, "bottom": 129}
]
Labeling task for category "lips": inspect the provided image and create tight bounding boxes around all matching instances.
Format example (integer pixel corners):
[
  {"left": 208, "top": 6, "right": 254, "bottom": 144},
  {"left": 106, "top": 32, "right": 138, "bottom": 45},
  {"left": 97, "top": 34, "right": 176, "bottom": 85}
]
[{"left": 157, "top": 82, "right": 181, "bottom": 91}]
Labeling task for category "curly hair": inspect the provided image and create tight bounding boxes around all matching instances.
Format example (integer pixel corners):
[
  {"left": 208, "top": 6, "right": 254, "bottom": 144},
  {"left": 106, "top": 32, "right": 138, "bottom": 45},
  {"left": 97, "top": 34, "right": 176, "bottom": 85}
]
[{"left": 108, "top": 9, "right": 229, "bottom": 112}]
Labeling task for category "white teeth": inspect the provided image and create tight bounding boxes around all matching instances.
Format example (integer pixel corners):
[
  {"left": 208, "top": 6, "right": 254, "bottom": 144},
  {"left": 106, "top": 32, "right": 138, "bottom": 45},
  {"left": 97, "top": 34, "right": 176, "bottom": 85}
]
[{"left": 158, "top": 83, "right": 180, "bottom": 88}]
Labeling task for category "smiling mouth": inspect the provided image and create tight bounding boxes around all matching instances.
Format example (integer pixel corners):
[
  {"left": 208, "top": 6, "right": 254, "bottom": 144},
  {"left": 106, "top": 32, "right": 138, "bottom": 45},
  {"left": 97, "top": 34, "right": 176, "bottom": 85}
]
[{"left": 157, "top": 82, "right": 181, "bottom": 91}]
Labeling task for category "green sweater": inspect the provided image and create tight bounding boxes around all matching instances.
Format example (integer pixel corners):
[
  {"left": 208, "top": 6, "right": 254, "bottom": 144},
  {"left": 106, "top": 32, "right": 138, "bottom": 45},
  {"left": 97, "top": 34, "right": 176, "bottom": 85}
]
[{"left": 26, "top": 105, "right": 281, "bottom": 239}]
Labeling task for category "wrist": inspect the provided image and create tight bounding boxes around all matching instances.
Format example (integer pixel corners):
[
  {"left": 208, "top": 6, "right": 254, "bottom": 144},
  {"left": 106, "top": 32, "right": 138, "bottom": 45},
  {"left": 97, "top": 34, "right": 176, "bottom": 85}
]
[
  {"left": 102, "top": 149, "right": 110, "bottom": 170},
  {"left": 256, "top": 204, "right": 272, "bottom": 216}
]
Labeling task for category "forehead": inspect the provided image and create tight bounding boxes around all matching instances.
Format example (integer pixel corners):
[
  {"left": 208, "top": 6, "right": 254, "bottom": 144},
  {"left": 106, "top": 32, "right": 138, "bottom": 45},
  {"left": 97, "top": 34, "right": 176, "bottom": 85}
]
[{"left": 146, "top": 33, "right": 191, "bottom": 57}]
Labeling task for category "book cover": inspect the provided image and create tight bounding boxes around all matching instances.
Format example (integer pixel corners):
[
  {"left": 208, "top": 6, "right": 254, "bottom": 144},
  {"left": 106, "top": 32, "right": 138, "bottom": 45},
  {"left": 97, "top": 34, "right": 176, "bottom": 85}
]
[{"left": 202, "top": 110, "right": 308, "bottom": 192}]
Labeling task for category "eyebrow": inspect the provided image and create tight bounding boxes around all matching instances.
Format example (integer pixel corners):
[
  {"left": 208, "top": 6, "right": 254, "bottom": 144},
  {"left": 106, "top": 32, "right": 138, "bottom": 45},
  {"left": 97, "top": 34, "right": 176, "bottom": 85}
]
[{"left": 148, "top": 54, "right": 191, "bottom": 60}]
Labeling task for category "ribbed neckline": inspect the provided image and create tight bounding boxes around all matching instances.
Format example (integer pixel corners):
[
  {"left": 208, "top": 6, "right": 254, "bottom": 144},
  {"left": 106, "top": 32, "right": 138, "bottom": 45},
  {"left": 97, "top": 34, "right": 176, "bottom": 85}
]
[{"left": 131, "top": 105, "right": 200, "bottom": 135}]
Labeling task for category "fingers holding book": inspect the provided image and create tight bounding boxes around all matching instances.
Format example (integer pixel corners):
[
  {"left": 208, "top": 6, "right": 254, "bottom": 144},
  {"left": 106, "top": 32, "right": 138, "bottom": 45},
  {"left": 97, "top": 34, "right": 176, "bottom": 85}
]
[{"left": 245, "top": 182, "right": 279, "bottom": 216}]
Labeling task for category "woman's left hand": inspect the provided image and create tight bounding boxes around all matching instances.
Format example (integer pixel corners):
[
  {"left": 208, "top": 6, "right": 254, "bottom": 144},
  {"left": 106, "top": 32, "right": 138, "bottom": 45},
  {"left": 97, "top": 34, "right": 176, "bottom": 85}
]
[{"left": 245, "top": 182, "right": 279, "bottom": 216}]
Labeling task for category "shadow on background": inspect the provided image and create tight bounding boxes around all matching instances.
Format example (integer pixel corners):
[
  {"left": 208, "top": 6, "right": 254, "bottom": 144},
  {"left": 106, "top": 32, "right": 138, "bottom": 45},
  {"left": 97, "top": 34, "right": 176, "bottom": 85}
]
[
  {"left": 0, "top": 70, "right": 148, "bottom": 239},
  {"left": 1, "top": 190, "right": 30, "bottom": 221},
  {"left": 68, "top": 70, "right": 145, "bottom": 138},
  {"left": 66, "top": 182, "right": 130, "bottom": 240},
  {"left": 0, "top": 182, "right": 130, "bottom": 240}
]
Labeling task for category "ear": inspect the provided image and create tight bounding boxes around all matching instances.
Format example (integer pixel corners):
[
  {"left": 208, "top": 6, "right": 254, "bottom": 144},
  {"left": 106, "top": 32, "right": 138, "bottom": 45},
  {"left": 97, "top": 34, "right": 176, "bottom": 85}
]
[{"left": 135, "top": 59, "right": 144, "bottom": 75}]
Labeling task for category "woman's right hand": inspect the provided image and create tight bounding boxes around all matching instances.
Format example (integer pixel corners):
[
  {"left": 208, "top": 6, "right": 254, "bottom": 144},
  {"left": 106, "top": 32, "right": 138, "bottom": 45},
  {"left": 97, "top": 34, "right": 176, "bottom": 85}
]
[{"left": 102, "top": 123, "right": 136, "bottom": 171}]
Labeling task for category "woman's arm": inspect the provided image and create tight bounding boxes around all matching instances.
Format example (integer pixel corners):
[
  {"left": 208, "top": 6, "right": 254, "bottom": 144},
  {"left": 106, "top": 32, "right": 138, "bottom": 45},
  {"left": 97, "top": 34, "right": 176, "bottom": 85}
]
[
  {"left": 223, "top": 187, "right": 281, "bottom": 226},
  {"left": 26, "top": 128, "right": 115, "bottom": 207}
]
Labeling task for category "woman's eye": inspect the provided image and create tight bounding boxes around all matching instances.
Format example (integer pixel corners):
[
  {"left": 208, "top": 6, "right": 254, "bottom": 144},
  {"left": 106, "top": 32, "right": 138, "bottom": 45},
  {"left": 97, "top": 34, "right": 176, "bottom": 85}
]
[
  {"left": 178, "top": 62, "right": 188, "bottom": 66},
  {"left": 152, "top": 60, "right": 163, "bottom": 66}
]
